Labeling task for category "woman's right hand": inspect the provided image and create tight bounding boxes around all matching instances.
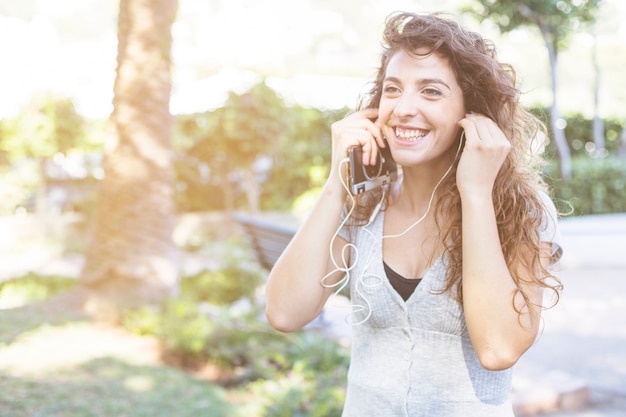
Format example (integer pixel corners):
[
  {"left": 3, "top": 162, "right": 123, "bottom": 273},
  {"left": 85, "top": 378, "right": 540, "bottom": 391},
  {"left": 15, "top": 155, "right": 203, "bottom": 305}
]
[
  {"left": 267, "top": 110, "right": 384, "bottom": 333},
  {"left": 329, "top": 108, "right": 386, "bottom": 192}
]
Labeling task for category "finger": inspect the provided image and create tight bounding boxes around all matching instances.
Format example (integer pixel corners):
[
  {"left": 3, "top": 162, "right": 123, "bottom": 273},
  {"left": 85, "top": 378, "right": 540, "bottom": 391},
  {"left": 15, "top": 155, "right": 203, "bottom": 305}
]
[
  {"left": 469, "top": 115, "right": 508, "bottom": 147},
  {"left": 485, "top": 119, "right": 507, "bottom": 144},
  {"left": 353, "top": 109, "right": 383, "bottom": 149},
  {"left": 369, "top": 137, "right": 379, "bottom": 166},
  {"left": 360, "top": 137, "right": 374, "bottom": 166},
  {"left": 458, "top": 116, "right": 481, "bottom": 147},
  {"left": 471, "top": 115, "right": 496, "bottom": 142},
  {"left": 372, "top": 118, "right": 386, "bottom": 149},
  {"left": 359, "top": 107, "right": 379, "bottom": 120},
  {"left": 352, "top": 116, "right": 382, "bottom": 165},
  {"left": 346, "top": 108, "right": 377, "bottom": 124}
]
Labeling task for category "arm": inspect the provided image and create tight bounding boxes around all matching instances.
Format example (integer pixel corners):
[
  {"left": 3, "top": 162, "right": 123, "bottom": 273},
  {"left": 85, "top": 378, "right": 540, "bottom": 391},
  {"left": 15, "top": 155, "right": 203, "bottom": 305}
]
[
  {"left": 460, "top": 191, "right": 549, "bottom": 370},
  {"left": 265, "top": 108, "right": 385, "bottom": 332},
  {"left": 457, "top": 114, "right": 547, "bottom": 370}
]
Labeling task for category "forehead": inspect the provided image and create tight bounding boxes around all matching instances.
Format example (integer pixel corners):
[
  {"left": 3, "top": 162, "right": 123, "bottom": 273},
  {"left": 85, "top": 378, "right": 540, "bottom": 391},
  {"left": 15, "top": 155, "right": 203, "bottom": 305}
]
[{"left": 385, "top": 49, "right": 459, "bottom": 85}]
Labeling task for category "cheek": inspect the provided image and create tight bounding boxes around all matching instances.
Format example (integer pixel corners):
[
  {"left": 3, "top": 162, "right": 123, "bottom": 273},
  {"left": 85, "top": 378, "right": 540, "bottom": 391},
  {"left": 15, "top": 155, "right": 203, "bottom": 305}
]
[{"left": 377, "top": 100, "right": 394, "bottom": 122}]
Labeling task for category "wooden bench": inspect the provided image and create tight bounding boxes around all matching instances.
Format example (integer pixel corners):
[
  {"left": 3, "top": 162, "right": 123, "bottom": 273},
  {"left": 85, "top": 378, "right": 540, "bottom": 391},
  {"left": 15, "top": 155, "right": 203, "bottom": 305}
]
[
  {"left": 235, "top": 212, "right": 336, "bottom": 327},
  {"left": 234, "top": 213, "right": 298, "bottom": 270}
]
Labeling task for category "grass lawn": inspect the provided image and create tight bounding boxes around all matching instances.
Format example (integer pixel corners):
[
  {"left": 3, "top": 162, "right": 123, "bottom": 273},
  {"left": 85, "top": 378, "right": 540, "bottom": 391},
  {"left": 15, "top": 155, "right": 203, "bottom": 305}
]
[{"left": 0, "top": 289, "right": 246, "bottom": 417}]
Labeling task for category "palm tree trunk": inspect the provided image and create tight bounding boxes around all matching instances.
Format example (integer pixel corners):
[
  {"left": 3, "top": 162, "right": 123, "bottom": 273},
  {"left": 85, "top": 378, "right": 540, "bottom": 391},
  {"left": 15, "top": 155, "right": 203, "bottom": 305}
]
[{"left": 80, "top": 0, "right": 179, "bottom": 308}]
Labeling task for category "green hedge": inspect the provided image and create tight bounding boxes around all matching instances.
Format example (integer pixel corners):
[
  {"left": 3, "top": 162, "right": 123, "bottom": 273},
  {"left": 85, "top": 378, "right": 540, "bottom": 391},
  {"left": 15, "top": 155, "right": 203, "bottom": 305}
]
[
  {"left": 544, "top": 156, "right": 626, "bottom": 216},
  {"left": 528, "top": 107, "right": 624, "bottom": 158}
]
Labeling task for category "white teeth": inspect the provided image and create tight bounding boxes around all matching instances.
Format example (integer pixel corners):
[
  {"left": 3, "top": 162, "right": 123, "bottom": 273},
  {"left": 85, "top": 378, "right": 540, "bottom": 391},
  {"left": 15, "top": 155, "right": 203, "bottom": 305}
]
[{"left": 395, "top": 128, "right": 426, "bottom": 141}]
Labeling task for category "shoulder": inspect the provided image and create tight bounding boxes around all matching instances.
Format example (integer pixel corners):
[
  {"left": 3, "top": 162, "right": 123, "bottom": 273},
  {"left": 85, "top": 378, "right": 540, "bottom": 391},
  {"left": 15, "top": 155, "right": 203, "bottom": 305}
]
[
  {"left": 536, "top": 190, "right": 559, "bottom": 232},
  {"left": 537, "top": 190, "right": 557, "bottom": 215},
  {"left": 536, "top": 190, "right": 563, "bottom": 263}
]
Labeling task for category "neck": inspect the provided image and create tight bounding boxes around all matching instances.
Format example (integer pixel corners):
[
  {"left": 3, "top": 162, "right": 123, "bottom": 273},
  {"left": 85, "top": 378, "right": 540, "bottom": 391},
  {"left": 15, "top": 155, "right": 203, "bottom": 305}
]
[
  {"left": 389, "top": 136, "right": 462, "bottom": 215},
  {"left": 393, "top": 160, "right": 455, "bottom": 214}
]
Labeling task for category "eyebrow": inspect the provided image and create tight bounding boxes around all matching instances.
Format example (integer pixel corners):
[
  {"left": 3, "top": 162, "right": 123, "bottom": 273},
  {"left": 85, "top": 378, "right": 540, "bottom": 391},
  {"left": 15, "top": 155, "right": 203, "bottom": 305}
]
[{"left": 383, "top": 76, "right": 452, "bottom": 91}]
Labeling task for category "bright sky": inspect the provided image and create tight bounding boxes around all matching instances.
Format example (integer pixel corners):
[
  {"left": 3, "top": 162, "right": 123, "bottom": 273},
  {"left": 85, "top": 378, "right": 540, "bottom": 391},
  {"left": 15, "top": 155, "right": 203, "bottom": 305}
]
[{"left": 0, "top": 0, "right": 624, "bottom": 119}]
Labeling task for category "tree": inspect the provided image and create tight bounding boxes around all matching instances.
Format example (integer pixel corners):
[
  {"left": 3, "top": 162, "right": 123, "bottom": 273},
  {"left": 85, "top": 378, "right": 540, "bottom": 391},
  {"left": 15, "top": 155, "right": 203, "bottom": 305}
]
[
  {"left": 0, "top": 94, "right": 86, "bottom": 214},
  {"left": 587, "top": 0, "right": 621, "bottom": 156},
  {"left": 179, "top": 81, "right": 290, "bottom": 213},
  {"left": 591, "top": 31, "right": 604, "bottom": 154},
  {"left": 79, "top": 0, "right": 179, "bottom": 313},
  {"left": 469, "top": 0, "right": 602, "bottom": 180},
  {"left": 175, "top": 102, "right": 346, "bottom": 213},
  {"left": 218, "top": 81, "right": 291, "bottom": 212}
]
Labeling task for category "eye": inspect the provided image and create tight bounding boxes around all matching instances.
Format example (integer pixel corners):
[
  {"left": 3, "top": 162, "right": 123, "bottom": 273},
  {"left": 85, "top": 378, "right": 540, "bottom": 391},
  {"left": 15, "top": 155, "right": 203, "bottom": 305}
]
[
  {"left": 422, "top": 87, "right": 443, "bottom": 97},
  {"left": 382, "top": 84, "right": 402, "bottom": 97}
]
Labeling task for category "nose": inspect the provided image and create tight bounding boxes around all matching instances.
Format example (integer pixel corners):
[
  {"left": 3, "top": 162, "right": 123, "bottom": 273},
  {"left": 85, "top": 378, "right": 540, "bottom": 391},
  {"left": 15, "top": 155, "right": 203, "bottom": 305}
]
[{"left": 393, "top": 92, "right": 420, "bottom": 119}]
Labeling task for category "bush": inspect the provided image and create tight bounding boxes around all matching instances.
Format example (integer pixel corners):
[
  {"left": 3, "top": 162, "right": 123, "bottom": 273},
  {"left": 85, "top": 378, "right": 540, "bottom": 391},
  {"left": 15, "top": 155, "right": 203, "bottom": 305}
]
[
  {"left": 182, "top": 263, "right": 262, "bottom": 306},
  {"left": 528, "top": 107, "right": 624, "bottom": 159},
  {"left": 561, "top": 114, "right": 623, "bottom": 157},
  {"left": 247, "top": 345, "right": 348, "bottom": 417},
  {"left": 123, "top": 295, "right": 349, "bottom": 377},
  {"left": 179, "top": 238, "right": 265, "bottom": 305},
  {"left": 544, "top": 156, "right": 626, "bottom": 216},
  {"left": 0, "top": 273, "right": 75, "bottom": 309},
  {"left": 123, "top": 267, "right": 350, "bottom": 414}
]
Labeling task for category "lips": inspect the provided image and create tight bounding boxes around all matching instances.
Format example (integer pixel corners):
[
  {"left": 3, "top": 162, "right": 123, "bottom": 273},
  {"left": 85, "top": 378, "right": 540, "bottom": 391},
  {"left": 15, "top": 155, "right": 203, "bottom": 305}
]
[{"left": 394, "top": 127, "right": 427, "bottom": 142}]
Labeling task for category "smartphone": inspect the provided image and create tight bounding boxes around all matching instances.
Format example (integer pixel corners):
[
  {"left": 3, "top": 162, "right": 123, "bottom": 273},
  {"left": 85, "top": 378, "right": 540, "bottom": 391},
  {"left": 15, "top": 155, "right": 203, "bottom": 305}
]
[{"left": 347, "top": 143, "right": 398, "bottom": 195}]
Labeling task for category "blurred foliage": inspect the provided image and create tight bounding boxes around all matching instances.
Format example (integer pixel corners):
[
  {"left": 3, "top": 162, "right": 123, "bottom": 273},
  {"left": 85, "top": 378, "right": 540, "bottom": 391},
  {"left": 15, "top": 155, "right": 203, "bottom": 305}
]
[
  {"left": 0, "top": 273, "right": 76, "bottom": 309},
  {"left": 261, "top": 106, "right": 348, "bottom": 210},
  {"left": 125, "top": 295, "right": 348, "bottom": 415},
  {"left": 0, "top": 265, "right": 347, "bottom": 416},
  {"left": 468, "top": 0, "right": 602, "bottom": 51},
  {"left": 528, "top": 106, "right": 625, "bottom": 158},
  {"left": 173, "top": 81, "right": 348, "bottom": 212},
  {"left": 468, "top": 0, "right": 604, "bottom": 181},
  {"left": 563, "top": 114, "right": 624, "bottom": 157},
  {"left": 0, "top": 160, "right": 39, "bottom": 215},
  {"left": 0, "top": 94, "right": 87, "bottom": 163},
  {"left": 545, "top": 156, "right": 626, "bottom": 216},
  {"left": 122, "top": 241, "right": 349, "bottom": 415},
  {"left": 174, "top": 80, "right": 293, "bottom": 211},
  {"left": 0, "top": 94, "right": 99, "bottom": 215},
  {"left": 1, "top": 84, "right": 625, "bottom": 217},
  {"left": 180, "top": 246, "right": 263, "bottom": 305},
  {"left": 0, "top": 353, "right": 233, "bottom": 417},
  {"left": 245, "top": 335, "right": 348, "bottom": 417}
]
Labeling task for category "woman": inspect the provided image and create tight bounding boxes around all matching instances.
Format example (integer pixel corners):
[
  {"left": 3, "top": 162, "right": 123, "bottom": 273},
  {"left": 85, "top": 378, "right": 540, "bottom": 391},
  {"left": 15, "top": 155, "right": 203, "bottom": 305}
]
[{"left": 265, "top": 12, "right": 563, "bottom": 417}]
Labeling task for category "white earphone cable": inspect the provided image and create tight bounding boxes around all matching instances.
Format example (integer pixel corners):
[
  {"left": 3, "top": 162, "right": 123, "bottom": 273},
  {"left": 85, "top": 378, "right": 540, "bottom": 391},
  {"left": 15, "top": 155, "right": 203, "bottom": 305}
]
[{"left": 321, "top": 132, "right": 464, "bottom": 325}]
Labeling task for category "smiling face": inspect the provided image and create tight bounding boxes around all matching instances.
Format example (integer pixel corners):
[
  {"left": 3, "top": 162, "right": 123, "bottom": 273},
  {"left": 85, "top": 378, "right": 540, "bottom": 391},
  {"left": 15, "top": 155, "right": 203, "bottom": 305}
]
[{"left": 378, "top": 49, "right": 466, "bottom": 170}]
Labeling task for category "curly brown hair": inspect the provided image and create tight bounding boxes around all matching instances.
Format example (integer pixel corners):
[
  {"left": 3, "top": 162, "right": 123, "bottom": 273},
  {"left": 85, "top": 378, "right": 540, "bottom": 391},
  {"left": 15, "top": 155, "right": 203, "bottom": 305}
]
[{"left": 352, "top": 12, "right": 561, "bottom": 311}]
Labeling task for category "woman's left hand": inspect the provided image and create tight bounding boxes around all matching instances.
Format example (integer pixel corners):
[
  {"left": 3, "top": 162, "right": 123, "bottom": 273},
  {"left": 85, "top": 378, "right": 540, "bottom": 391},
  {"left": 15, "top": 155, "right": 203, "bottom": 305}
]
[{"left": 456, "top": 113, "right": 511, "bottom": 197}]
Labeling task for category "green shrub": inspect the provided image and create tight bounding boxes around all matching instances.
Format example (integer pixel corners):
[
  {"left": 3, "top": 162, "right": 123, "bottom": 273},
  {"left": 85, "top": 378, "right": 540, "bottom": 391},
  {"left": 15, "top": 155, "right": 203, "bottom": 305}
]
[
  {"left": 528, "top": 107, "right": 624, "bottom": 159},
  {"left": 247, "top": 334, "right": 349, "bottom": 417},
  {"left": 124, "top": 298, "right": 350, "bottom": 378},
  {"left": 181, "top": 241, "right": 264, "bottom": 305},
  {"left": 561, "top": 114, "right": 624, "bottom": 157},
  {"left": 123, "top": 290, "right": 350, "bottom": 413},
  {"left": 0, "top": 273, "right": 75, "bottom": 309},
  {"left": 544, "top": 156, "right": 626, "bottom": 216},
  {"left": 122, "top": 236, "right": 350, "bottom": 414},
  {"left": 182, "top": 266, "right": 262, "bottom": 306}
]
